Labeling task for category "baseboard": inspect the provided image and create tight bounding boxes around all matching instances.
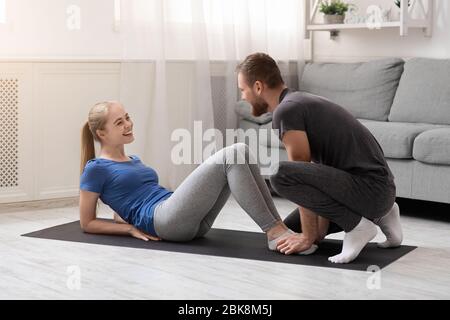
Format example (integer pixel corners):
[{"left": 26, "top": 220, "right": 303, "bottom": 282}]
[{"left": 0, "top": 196, "right": 79, "bottom": 214}]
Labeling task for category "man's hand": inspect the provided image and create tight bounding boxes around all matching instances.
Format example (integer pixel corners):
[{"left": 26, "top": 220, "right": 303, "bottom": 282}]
[
  {"left": 128, "top": 226, "right": 161, "bottom": 242},
  {"left": 277, "top": 233, "right": 315, "bottom": 255}
]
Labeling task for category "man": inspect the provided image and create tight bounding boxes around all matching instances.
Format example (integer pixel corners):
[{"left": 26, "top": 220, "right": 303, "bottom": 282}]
[{"left": 236, "top": 53, "right": 403, "bottom": 264}]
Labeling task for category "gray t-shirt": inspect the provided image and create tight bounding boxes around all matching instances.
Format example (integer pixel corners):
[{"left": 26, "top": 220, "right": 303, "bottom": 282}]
[{"left": 272, "top": 89, "right": 393, "bottom": 178}]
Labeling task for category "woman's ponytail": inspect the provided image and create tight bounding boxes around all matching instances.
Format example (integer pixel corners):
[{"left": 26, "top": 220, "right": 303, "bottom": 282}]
[{"left": 80, "top": 121, "right": 96, "bottom": 175}]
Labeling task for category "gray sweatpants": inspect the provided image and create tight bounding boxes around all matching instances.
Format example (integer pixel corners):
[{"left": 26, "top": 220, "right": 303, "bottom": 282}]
[
  {"left": 269, "top": 161, "right": 396, "bottom": 232},
  {"left": 153, "top": 143, "right": 282, "bottom": 242}
]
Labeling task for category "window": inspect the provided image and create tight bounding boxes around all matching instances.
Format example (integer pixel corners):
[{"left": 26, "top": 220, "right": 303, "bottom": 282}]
[{"left": 0, "top": 0, "right": 5, "bottom": 24}]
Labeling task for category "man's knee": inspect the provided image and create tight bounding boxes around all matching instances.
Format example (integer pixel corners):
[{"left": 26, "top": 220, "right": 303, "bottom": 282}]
[{"left": 269, "top": 161, "right": 290, "bottom": 192}]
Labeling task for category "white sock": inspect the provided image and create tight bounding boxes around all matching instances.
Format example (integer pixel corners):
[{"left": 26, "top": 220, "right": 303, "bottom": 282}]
[
  {"left": 374, "top": 202, "right": 403, "bottom": 248},
  {"left": 268, "top": 230, "right": 319, "bottom": 255},
  {"left": 328, "top": 217, "right": 377, "bottom": 264},
  {"left": 268, "top": 229, "right": 293, "bottom": 250},
  {"left": 296, "top": 244, "right": 319, "bottom": 255}
]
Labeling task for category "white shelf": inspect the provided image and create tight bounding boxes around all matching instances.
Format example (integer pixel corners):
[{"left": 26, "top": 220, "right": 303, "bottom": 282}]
[
  {"left": 304, "top": 0, "right": 433, "bottom": 37},
  {"left": 307, "top": 22, "right": 402, "bottom": 31}
]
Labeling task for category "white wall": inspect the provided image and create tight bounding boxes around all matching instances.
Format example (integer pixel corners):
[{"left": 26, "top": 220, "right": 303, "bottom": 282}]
[
  {"left": 2, "top": 0, "right": 449, "bottom": 61},
  {"left": 0, "top": 0, "right": 121, "bottom": 59},
  {"left": 313, "top": 0, "right": 450, "bottom": 61},
  {"left": 0, "top": 0, "right": 302, "bottom": 61}
]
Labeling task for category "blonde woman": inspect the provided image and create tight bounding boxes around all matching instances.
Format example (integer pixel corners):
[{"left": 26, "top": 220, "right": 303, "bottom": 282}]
[{"left": 79, "top": 101, "right": 319, "bottom": 254}]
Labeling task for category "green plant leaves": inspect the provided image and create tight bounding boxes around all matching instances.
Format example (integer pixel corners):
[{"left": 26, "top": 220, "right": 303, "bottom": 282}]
[{"left": 319, "top": 1, "right": 350, "bottom": 16}]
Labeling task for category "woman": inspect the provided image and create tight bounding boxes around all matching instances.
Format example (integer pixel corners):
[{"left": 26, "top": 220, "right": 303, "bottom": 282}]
[{"left": 79, "top": 101, "right": 318, "bottom": 253}]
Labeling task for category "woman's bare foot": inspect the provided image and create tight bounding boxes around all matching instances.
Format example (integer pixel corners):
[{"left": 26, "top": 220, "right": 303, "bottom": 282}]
[
  {"left": 266, "top": 221, "right": 289, "bottom": 241},
  {"left": 266, "top": 221, "right": 293, "bottom": 251}
]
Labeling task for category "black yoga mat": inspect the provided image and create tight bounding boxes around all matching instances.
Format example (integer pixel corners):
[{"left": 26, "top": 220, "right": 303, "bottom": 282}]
[{"left": 22, "top": 220, "right": 416, "bottom": 271}]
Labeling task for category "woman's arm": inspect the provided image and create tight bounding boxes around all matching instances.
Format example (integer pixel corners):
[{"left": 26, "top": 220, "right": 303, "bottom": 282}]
[
  {"left": 84, "top": 219, "right": 160, "bottom": 241},
  {"left": 83, "top": 217, "right": 133, "bottom": 235},
  {"left": 113, "top": 212, "right": 127, "bottom": 224},
  {"left": 79, "top": 190, "right": 160, "bottom": 241}
]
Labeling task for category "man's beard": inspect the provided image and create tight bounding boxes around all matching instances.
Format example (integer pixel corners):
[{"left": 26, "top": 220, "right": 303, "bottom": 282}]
[{"left": 251, "top": 97, "right": 269, "bottom": 117}]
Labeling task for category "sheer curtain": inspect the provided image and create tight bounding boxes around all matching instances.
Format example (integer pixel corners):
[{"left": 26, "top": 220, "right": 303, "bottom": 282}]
[{"left": 120, "top": 0, "right": 305, "bottom": 189}]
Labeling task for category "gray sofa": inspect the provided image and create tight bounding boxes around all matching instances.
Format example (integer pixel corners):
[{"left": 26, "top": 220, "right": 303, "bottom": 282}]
[{"left": 236, "top": 57, "right": 450, "bottom": 204}]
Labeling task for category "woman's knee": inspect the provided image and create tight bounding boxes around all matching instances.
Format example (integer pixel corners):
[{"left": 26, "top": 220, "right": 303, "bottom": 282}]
[
  {"left": 233, "top": 142, "right": 248, "bottom": 152},
  {"left": 224, "top": 143, "right": 250, "bottom": 164},
  {"left": 233, "top": 143, "right": 249, "bottom": 158}
]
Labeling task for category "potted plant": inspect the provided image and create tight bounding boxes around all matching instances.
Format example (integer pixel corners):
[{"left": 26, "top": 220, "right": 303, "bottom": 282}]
[
  {"left": 320, "top": 1, "right": 350, "bottom": 24},
  {"left": 393, "top": 0, "right": 411, "bottom": 21},
  {"left": 394, "top": 0, "right": 411, "bottom": 8}
]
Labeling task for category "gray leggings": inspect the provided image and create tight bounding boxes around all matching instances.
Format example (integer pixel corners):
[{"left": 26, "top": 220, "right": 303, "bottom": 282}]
[
  {"left": 153, "top": 143, "right": 282, "bottom": 242},
  {"left": 270, "top": 161, "right": 396, "bottom": 232}
]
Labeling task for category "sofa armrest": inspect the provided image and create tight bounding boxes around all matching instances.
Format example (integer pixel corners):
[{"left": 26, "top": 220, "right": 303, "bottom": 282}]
[{"left": 235, "top": 100, "right": 272, "bottom": 125}]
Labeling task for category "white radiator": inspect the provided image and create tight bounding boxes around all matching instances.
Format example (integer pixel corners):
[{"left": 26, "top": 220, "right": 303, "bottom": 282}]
[{"left": 0, "top": 78, "right": 19, "bottom": 189}]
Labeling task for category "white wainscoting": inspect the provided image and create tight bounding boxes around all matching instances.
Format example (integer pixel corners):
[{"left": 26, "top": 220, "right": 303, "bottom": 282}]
[
  {"left": 0, "top": 62, "right": 129, "bottom": 204},
  {"left": 33, "top": 63, "right": 122, "bottom": 200},
  {"left": 0, "top": 63, "right": 34, "bottom": 203}
]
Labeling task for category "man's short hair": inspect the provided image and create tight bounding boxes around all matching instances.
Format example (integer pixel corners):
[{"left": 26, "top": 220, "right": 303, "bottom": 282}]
[{"left": 236, "top": 52, "right": 284, "bottom": 89}]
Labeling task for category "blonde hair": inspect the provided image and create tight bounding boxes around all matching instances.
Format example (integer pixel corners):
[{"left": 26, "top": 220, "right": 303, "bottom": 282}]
[{"left": 80, "top": 101, "right": 115, "bottom": 175}]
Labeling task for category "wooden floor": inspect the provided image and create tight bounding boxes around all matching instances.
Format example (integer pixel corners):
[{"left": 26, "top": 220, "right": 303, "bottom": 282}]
[{"left": 0, "top": 196, "right": 449, "bottom": 299}]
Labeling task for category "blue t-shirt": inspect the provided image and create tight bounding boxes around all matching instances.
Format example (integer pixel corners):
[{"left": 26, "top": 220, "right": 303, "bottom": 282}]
[{"left": 79, "top": 155, "right": 173, "bottom": 236}]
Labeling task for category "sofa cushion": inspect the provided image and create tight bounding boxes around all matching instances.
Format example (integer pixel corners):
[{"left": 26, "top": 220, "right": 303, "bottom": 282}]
[
  {"left": 258, "top": 122, "right": 283, "bottom": 149},
  {"left": 413, "top": 128, "right": 450, "bottom": 165},
  {"left": 299, "top": 58, "right": 404, "bottom": 121},
  {"left": 238, "top": 118, "right": 261, "bottom": 131},
  {"left": 238, "top": 119, "right": 284, "bottom": 149},
  {"left": 358, "top": 119, "right": 441, "bottom": 159},
  {"left": 389, "top": 58, "right": 450, "bottom": 125},
  {"left": 235, "top": 100, "right": 272, "bottom": 124}
]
